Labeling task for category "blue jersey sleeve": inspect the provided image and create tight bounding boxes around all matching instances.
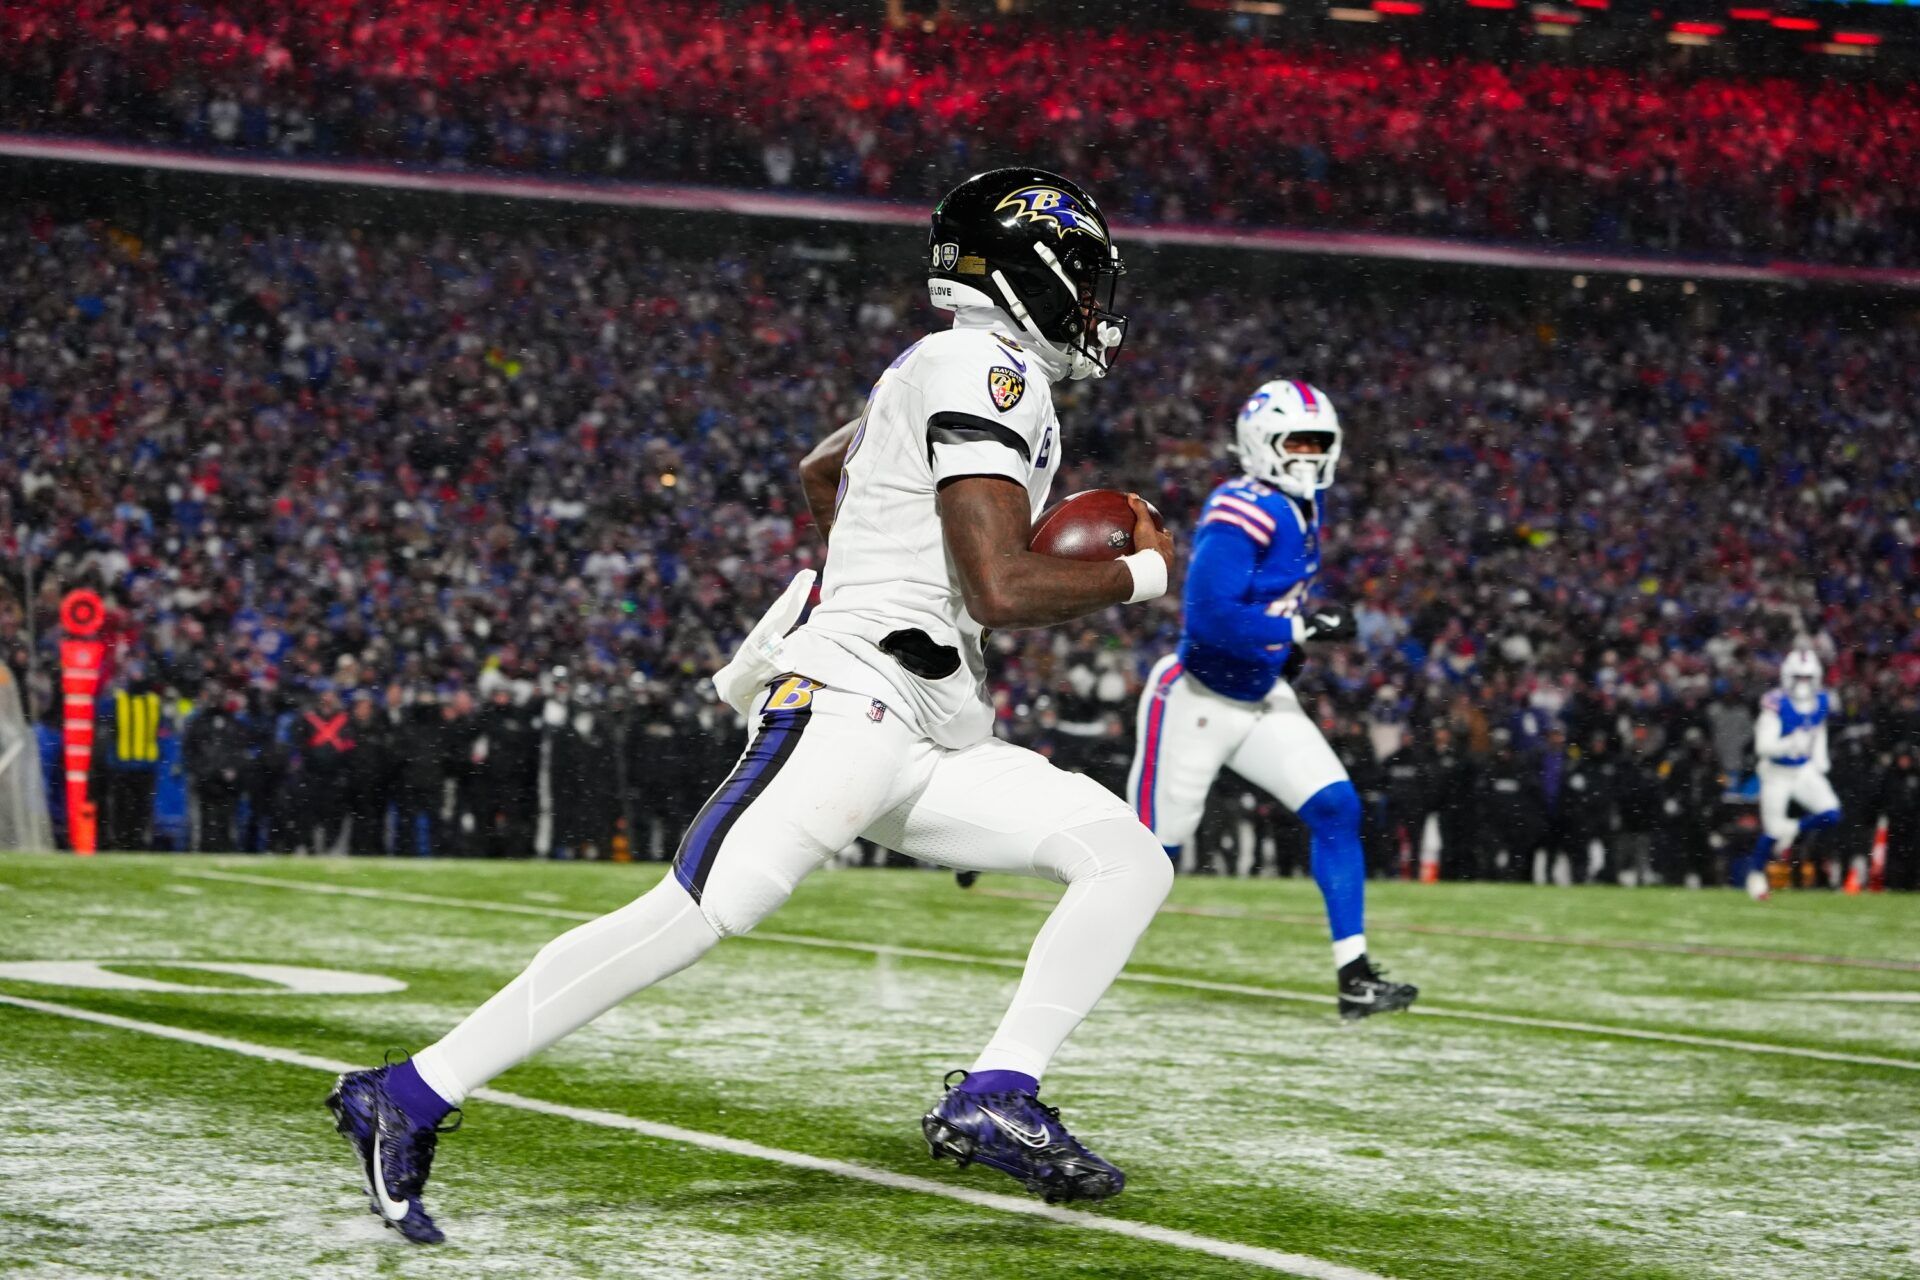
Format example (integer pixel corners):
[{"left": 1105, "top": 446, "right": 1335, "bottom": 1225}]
[{"left": 1182, "top": 519, "right": 1297, "bottom": 655}]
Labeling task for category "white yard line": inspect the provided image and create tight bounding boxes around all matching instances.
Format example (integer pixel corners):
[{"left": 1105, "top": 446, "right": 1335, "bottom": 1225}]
[
  {"left": 974, "top": 887, "right": 1920, "bottom": 974},
  {"left": 0, "top": 992, "right": 1387, "bottom": 1280},
  {"left": 175, "top": 869, "right": 1920, "bottom": 1073}
]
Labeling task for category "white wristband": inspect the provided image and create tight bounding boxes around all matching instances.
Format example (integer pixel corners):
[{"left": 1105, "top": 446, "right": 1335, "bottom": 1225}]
[{"left": 1122, "top": 549, "right": 1168, "bottom": 604}]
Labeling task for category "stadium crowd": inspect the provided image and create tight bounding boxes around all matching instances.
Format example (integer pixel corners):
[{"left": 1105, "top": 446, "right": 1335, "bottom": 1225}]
[
  {"left": 3, "top": 0, "right": 1919, "bottom": 266},
  {"left": 5, "top": 210, "right": 1920, "bottom": 886}
]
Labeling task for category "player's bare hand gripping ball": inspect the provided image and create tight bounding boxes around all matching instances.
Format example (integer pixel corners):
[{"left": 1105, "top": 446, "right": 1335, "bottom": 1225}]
[{"left": 1127, "top": 492, "right": 1176, "bottom": 580}]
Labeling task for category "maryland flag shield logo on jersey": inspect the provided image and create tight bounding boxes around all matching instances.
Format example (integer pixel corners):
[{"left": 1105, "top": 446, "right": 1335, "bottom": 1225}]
[{"left": 988, "top": 366, "right": 1026, "bottom": 412}]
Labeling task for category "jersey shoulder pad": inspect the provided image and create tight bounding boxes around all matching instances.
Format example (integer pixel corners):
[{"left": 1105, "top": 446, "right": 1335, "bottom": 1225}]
[
  {"left": 912, "top": 329, "right": 1044, "bottom": 417},
  {"left": 913, "top": 330, "right": 1049, "bottom": 484},
  {"left": 1198, "top": 482, "right": 1281, "bottom": 547},
  {"left": 1760, "top": 690, "right": 1784, "bottom": 713}
]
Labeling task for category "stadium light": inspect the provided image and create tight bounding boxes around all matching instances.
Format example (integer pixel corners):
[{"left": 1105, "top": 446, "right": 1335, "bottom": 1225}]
[
  {"left": 1372, "top": 2, "right": 1425, "bottom": 15},
  {"left": 1329, "top": 6, "right": 1384, "bottom": 20},
  {"left": 1727, "top": 7, "right": 1772, "bottom": 18},
  {"left": 1771, "top": 15, "right": 1819, "bottom": 30},
  {"left": 1672, "top": 21, "right": 1724, "bottom": 35},
  {"left": 1467, "top": 0, "right": 1518, "bottom": 9},
  {"left": 1831, "top": 30, "right": 1882, "bottom": 44}
]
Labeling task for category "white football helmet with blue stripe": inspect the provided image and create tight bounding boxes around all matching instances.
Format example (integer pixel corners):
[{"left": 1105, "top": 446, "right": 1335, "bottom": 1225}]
[{"left": 1235, "top": 379, "right": 1342, "bottom": 500}]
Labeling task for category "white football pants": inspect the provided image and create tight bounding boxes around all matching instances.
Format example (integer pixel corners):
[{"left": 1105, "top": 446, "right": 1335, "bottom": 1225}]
[
  {"left": 1757, "top": 760, "right": 1841, "bottom": 850},
  {"left": 1126, "top": 653, "right": 1349, "bottom": 852},
  {"left": 411, "top": 678, "right": 1171, "bottom": 1101}
]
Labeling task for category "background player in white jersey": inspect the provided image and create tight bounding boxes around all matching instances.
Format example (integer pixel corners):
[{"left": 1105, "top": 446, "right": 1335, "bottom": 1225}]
[
  {"left": 1734, "top": 648, "right": 1842, "bottom": 901},
  {"left": 321, "top": 168, "right": 1178, "bottom": 1240},
  {"left": 1128, "top": 380, "right": 1417, "bottom": 1020}
]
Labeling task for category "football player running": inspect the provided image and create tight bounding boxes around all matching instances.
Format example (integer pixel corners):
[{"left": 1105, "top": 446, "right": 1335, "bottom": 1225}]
[
  {"left": 1127, "top": 381, "right": 1417, "bottom": 1020},
  {"left": 1733, "top": 647, "right": 1842, "bottom": 901},
  {"left": 324, "top": 168, "right": 1177, "bottom": 1240}
]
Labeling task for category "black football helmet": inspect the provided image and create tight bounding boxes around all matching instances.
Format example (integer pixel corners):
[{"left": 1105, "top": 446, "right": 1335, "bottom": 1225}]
[{"left": 927, "top": 167, "right": 1126, "bottom": 380}]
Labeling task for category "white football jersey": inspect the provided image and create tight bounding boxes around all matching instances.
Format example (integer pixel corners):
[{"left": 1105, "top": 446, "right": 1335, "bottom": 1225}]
[{"left": 781, "top": 320, "right": 1061, "bottom": 749}]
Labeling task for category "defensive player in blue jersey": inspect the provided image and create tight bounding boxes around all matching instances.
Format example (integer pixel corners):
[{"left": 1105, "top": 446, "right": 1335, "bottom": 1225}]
[
  {"left": 1734, "top": 648, "right": 1842, "bottom": 901},
  {"left": 1127, "top": 379, "right": 1417, "bottom": 1019}
]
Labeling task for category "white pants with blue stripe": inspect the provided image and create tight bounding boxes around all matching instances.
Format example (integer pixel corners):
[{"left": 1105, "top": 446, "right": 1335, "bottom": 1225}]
[
  {"left": 412, "top": 676, "right": 1172, "bottom": 1100},
  {"left": 1127, "top": 653, "right": 1349, "bottom": 853}
]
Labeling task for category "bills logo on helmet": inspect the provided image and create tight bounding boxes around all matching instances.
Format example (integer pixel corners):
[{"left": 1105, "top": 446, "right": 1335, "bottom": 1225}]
[
  {"left": 993, "top": 187, "right": 1108, "bottom": 242},
  {"left": 988, "top": 366, "right": 1026, "bottom": 412}
]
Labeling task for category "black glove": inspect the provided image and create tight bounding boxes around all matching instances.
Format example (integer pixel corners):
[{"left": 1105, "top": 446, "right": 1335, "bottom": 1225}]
[
  {"left": 1296, "top": 605, "right": 1356, "bottom": 644},
  {"left": 1280, "top": 644, "right": 1307, "bottom": 683}
]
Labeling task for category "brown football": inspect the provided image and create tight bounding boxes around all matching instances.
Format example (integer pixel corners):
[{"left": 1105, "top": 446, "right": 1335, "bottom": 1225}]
[{"left": 1029, "top": 490, "right": 1165, "bottom": 561}]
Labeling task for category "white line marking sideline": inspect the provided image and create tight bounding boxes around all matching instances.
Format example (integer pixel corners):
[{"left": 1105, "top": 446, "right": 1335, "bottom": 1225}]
[
  {"left": 0, "top": 992, "right": 1388, "bottom": 1280},
  {"left": 176, "top": 869, "right": 1920, "bottom": 1074}
]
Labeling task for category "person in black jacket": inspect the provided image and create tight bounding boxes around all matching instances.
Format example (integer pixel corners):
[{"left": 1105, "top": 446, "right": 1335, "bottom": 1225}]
[
  {"left": 391, "top": 692, "right": 449, "bottom": 857},
  {"left": 475, "top": 684, "right": 540, "bottom": 858},
  {"left": 1429, "top": 724, "right": 1479, "bottom": 880},
  {"left": 297, "top": 689, "right": 355, "bottom": 853},
  {"left": 1879, "top": 744, "right": 1920, "bottom": 892},
  {"left": 184, "top": 689, "right": 250, "bottom": 852},
  {"left": 549, "top": 694, "right": 619, "bottom": 860},
  {"left": 1612, "top": 725, "right": 1666, "bottom": 885},
  {"left": 1477, "top": 730, "right": 1549, "bottom": 882},
  {"left": 1653, "top": 727, "right": 1720, "bottom": 886},
  {"left": 241, "top": 692, "right": 295, "bottom": 853},
  {"left": 1379, "top": 727, "right": 1436, "bottom": 881},
  {"left": 1559, "top": 730, "right": 1620, "bottom": 884},
  {"left": 344, "top": 692, "right": 393, "bottom": 855},
  {"left": 1829, "top": 720, "right": 1883, "bottom": 886}
]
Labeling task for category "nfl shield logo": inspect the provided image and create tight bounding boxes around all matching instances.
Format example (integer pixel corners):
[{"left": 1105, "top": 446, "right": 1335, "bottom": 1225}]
[{"left": 988, "top": 366, "right": 1026, "bottom": 413}]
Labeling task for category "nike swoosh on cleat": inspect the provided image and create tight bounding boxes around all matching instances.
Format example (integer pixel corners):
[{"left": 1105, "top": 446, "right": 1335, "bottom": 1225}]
[
  {"left": 1342, "top": 988, "right": 1380, "bottom": 1004},
  {"left": 371, "top": 1132, "right": 411, "bottom": 1221},
  {"left": 976, "top": 1104, "right": 1050, "bottom": 1149}
]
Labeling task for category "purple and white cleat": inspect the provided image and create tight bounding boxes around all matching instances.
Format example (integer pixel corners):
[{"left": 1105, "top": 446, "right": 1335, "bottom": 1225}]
[
  {"left": 325, "top": 1063, "right": 458, "bottom": 1244},
  {"left": 922, "top": 1071, "right": 1126, "bottom": 1203}
]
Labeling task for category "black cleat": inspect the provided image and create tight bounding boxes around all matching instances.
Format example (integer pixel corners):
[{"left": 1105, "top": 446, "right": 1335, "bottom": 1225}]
[
  {"left": 955, "top": 871, "right": 980, "bottom": 890},
  {"left": 1338, "top": 956, "right": 1419, "bottom": 1021}
]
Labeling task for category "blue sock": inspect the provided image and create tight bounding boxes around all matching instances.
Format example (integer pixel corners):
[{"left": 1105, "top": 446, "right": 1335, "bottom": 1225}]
[
  {"left": 1800, "top": 809, "right": 1841, "bottom": 834},
  {"left": 1734, "top": 834, "right": 1777, "bottom": 883},
  {"left": 1300, "top": 781, "right": 1365, "bottom": 943},
  {"left": 385, "top": 1058, "right": 454, "bottom": 1127},
  {"left": 959, "top": 1070, "right": 1038, "bottom": 1097},
  {"left": 1162, "top": 845, "right": 1181, "bottom": 863}
]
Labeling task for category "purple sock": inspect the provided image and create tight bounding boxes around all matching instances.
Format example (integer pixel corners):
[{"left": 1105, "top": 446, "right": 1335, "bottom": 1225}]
[
  {"left": 385, "top": 1058, "right": 454, "bottom": 1127},
  {"left": 959, "top": 1069, "right": 1038, "bottom": 1097}
]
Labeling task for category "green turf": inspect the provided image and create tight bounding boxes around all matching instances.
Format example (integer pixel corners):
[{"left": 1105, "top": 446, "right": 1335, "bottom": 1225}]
[{"left": 3, "top": 853, "right": 1917, "bottom": 1280}]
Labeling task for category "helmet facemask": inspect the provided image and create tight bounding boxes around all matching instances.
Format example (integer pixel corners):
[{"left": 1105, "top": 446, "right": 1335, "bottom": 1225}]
[
  {"left": 1261, "top": 428, "right": 1340, "bottom": 500},
  {"left": 992, "top": 239, "right": 1126, "bottom": 380}
]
